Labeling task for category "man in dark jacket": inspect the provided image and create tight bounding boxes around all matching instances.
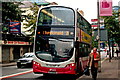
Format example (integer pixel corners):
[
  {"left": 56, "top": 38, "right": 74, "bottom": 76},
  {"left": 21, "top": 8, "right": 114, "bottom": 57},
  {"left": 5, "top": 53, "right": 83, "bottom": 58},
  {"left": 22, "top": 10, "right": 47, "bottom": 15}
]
[{"left": 88, "top": 48, "right": 100, "bottom": 80}]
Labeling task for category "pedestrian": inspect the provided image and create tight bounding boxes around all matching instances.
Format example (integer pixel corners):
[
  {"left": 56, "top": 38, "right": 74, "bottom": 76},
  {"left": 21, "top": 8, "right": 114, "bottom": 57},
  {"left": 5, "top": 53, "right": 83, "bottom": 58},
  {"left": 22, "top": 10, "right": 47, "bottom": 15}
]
[
  {"left": 115, "top": 49, "right": 119, "bottom": 57},
  {"left": 87, "top": 48, "right": 100, "bottom": 80}
]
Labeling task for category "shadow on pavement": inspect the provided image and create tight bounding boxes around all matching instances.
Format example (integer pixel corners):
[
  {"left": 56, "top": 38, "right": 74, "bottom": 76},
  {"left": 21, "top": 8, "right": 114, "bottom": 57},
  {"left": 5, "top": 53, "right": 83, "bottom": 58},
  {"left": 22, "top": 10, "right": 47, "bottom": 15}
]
[{"left": 36, "top": 74, "right": 79, "bottom": 80}]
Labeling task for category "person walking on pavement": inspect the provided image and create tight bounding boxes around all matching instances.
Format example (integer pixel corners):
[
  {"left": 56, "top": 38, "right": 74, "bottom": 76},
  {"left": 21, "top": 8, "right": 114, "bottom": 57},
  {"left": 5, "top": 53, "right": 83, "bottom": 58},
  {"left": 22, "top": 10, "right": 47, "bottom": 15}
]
[
  {"left": 87, "top": 48, "right": 100, "bottom": 80},
  {"left": 115, "top": 49, "right": 119, "bottom": 57}
]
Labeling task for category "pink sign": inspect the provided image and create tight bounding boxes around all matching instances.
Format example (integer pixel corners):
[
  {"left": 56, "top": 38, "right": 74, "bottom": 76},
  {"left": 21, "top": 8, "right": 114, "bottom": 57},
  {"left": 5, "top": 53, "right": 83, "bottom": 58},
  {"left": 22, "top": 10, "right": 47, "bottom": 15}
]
[{"left": 99, "top": 0, "right": 112, "bottom": 16}]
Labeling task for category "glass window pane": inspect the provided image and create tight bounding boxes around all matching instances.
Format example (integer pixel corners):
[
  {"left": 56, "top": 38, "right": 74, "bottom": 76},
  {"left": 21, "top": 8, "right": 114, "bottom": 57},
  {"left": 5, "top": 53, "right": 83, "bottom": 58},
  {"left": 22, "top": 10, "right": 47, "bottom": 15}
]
[{"left": 38, "top": 7, "right": 75, "bottom": 26}]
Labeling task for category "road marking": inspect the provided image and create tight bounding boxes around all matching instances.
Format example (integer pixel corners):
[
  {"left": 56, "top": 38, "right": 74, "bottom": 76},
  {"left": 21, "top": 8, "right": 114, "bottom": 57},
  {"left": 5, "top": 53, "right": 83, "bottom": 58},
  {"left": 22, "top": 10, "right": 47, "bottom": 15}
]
[{"left": 0, "top": 70, "right": 33, "bottom": 79}]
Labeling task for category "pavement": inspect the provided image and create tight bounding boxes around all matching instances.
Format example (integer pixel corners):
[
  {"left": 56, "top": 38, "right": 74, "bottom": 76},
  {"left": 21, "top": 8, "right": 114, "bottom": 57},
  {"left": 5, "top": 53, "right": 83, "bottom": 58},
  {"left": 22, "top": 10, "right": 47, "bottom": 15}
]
[
  {"left": 0, "top": 62, "right": 17, "bottom": 67},
  {"left": 80, "top": 53, "right": 120, "bottom": 80}
]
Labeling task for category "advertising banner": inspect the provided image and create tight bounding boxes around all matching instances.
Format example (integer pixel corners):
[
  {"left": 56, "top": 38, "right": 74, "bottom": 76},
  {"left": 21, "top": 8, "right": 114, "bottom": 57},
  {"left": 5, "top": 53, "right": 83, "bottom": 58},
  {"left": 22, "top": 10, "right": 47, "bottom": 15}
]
[
  {"left": 81, "top": 30, "right": 92, "bottom": 44},
  {"left": 9, "top": 21, "right": 21, "bottom": 34},
  {"left": 99, "top": 0, "right": 112, "bottom": 16}
]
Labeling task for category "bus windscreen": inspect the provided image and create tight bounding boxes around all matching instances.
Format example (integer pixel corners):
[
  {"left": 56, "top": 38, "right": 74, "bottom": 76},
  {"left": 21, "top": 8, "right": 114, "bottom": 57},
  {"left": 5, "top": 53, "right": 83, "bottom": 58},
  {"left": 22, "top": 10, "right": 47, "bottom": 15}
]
[
  {"left": 35, "top": 27, "right": 74, "bottom": 62},
  {"left": 37, "top": 7, "right": 75, "bottom": 26}
]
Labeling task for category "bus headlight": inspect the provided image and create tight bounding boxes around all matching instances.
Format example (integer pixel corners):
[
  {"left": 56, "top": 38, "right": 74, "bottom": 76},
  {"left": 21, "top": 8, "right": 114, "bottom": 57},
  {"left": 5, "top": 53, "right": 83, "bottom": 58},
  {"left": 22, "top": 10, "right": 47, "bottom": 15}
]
[
  {"left": 66, "top": 63, "right": 75, "bottom": 68},
  {"left": 28, "top": 60, "right": 32, "bottom": 62},
  {"left": 17, "top": 60, "right": 20, "bottom": 62}
]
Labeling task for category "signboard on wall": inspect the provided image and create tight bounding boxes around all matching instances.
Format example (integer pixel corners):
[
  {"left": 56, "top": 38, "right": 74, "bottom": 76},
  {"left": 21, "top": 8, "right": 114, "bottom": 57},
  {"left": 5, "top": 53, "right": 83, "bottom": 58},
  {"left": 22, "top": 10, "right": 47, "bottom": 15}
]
[
  {"left": 2, "top": 41, "right": 31, "bottom": 45},
  {"left": 9, "top": 21, "right": 21, "bottom": 34}
]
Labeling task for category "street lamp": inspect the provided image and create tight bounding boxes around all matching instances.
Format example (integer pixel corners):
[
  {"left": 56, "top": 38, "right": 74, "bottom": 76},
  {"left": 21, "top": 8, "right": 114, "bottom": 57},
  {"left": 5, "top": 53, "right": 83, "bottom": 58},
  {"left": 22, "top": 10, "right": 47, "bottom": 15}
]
[{"left": 97, "top": 0, "right": 101, "bottom": 72}]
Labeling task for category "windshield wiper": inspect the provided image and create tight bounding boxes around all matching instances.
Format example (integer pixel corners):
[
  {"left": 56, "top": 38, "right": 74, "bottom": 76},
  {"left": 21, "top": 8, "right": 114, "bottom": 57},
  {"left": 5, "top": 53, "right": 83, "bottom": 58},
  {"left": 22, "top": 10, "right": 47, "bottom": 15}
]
[{"left": 38, "top": 36, "right": 72, "bottom": 42}]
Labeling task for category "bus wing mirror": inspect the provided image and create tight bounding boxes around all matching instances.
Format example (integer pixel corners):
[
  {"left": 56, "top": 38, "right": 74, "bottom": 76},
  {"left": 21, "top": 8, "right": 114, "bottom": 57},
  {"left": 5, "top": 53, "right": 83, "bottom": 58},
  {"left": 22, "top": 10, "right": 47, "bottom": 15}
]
[
  {"left": 74, "top": 41, "right": 78, "bottom": 48},
  {"left": 76, "top": 37, "right": 78, "bottom": 41}
]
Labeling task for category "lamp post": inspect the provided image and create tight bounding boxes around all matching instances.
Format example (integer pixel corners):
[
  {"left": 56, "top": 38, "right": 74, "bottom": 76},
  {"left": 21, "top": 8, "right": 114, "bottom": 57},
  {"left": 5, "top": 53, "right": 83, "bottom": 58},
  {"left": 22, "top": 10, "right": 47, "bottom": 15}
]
[
  {"left": 97, "top": 0, "right": 101, "bottom": 72},
  {"left": 108, "top": 34, "right": 111, "bottom": 62}
]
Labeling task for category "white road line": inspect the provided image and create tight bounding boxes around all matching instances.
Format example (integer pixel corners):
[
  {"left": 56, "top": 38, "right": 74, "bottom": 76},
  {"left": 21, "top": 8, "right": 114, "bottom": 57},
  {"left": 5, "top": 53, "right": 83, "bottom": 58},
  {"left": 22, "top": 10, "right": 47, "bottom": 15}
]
[{"left": 0, "top": 70, "right": 33, "bottom": 79}]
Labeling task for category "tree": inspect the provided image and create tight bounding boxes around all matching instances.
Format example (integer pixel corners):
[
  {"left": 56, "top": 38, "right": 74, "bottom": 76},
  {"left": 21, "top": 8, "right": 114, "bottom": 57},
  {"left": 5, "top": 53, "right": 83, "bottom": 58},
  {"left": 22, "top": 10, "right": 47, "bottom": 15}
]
[
  {"left": 101, "top": 10, "right": 120, "bottom": 47},
  {"left": 2, "top": 2, "right": 23, "bottom": 22},
  {"left": 2, "top": 2, "right": 23, "bottom": 32}
]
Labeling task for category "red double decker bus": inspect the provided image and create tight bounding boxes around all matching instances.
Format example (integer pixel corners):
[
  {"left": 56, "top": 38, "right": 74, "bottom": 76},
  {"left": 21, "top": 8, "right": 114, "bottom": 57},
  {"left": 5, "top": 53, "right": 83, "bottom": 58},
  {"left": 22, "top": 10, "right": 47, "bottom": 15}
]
[{"left": 33, "top": 5, "right": 92, "bottom": 76}]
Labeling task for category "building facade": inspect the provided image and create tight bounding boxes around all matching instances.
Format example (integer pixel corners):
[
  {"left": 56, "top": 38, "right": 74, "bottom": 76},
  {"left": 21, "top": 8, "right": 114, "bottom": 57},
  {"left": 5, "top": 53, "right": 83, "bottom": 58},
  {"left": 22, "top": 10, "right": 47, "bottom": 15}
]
[
  {"left": 1, "top": 40, "right": 32, "bottom": 63},
  {"left": 1, "top": 1, "right": 34, "bottom": 63}
]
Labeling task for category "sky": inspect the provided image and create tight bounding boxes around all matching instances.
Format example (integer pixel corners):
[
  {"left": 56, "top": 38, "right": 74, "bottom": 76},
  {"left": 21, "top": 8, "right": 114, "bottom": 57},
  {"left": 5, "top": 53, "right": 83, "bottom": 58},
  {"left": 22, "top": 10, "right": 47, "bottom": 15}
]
[{"left": 45, "top": 0, "right": 120, "bottom": 23}]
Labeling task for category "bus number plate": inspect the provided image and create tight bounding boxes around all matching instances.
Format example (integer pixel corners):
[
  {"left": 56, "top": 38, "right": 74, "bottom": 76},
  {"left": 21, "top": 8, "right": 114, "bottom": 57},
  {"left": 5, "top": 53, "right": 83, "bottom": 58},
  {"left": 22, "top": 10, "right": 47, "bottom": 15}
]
[{"left": 48, "top": 71, "right": 57, "bottom": 74}]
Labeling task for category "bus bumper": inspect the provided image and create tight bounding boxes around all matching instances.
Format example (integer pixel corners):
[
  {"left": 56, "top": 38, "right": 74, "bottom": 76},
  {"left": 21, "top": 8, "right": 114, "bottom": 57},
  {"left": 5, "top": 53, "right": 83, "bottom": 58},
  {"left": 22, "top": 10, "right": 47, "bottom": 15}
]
[{"left": 33, "top": 61, "right": 76, "bottom": 74}]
